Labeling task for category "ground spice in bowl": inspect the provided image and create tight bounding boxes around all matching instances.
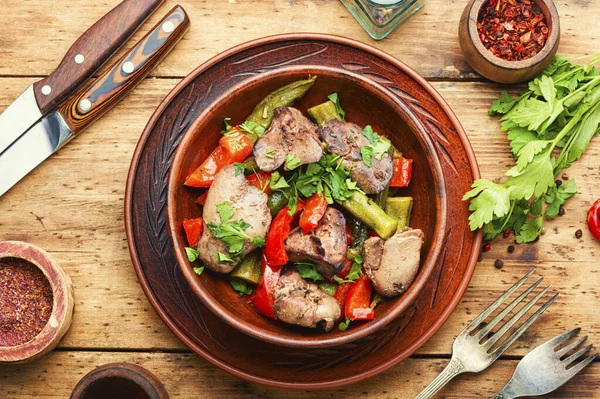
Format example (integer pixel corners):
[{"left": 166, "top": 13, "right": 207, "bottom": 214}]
[
  {"left": 477, "top": 0, "right": 549, "bottom": 61},
  {"left": 0, "top": 257, "right": 53, "bottom": 347}
]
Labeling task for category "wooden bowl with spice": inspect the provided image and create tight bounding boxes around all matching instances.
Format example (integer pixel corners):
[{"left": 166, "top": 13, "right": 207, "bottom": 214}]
[
  {"left": 0, "top": 241, "right": 74, "bottom": 364},
  {"left": 459, "top": 0, "right": 560, "bottom": 84}
]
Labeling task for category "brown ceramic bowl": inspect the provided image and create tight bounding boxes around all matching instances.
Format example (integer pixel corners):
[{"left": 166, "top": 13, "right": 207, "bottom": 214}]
[
  {"left": 167, "top": 67, "right": 447, "bottom": 348},
  {"left": 70, "top": 363, "right": 169, "bottom": 399},
  {"left": 459, "top": 0, "right": 560, "bottom": 84}
]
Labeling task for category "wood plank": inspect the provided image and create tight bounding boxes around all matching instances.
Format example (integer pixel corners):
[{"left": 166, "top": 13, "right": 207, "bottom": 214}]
[
  {"left": 0, "top": 351, "right": 598, "bottom": 398},
  {"left": 0, "top": 77, "right": 598, "bottom": 355},
  {"left": 0, "top": 0, "right": 598, "bottom": 80}
]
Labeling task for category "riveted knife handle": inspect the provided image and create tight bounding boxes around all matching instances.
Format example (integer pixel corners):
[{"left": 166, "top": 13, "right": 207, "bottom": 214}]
[
  {"left": 57, "top": 6, "right": 189, "bottom": 135},
  {"left": 32, "top": 0, "right": 164, "bottom": 114}
]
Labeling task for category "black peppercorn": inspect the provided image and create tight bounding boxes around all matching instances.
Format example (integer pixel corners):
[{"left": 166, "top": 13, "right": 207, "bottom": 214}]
[
  {"left": 555, "top": 180, "right": 562, "bottom": 187},
  {"left": 558, "top": 207, "right": 565, "bottom": 216},
  {"left": 575, "top": 229, "right": 583, "bottom": 239},
  {"left": 507, "top": 245, "right": 515, "bottom": 253},
  {"left": 494, "top": 259, "right": 504, "bottom": 269}
]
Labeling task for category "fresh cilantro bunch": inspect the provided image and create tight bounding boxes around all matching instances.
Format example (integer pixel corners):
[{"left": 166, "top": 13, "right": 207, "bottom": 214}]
[
  {"left": 269, "top": 154, "right": 362, "bottom": 215},
  {"left": 465, "top": 54, "right": 600, "bottom": 243},
  {"left": 206, "top": 201, "right": 265, "bottom": 263}
]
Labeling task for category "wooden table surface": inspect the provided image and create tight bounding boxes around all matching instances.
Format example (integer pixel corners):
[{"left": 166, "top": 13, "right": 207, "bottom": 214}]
[{"left": 1, "top": 0, "right": 598, "bottom": 397}]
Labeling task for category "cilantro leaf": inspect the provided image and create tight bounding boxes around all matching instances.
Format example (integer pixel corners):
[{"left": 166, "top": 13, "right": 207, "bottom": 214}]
[
  {"left": 544, "top": 179, "right": 578, "bottom": 220},
  {"left": 207, "top": 201, "right": 264, "bottom": 257},
  {"left": 216, "top": 251, "right": 236, "bottom": 264},
  {"left": 489, "top": 91, "right": 517, "bottom": 115},
  {"left": 228, "top": 277, "right": 254, "bottom": 296},
  {"left": 360, "top": 145, "right": 374, "bottom": 166},
  {"left": 463, "top": 179, "right": 511, "bottom": 230},
  {"left": 269, "top": 171, "right": 290, "bottom": 190},
  {"left": 185, "top": 247, "right": 200, "bottom": 262},
  {"left": 333, "top": 255, "right": 363, "bottom": 283},
  {"left": 233, "top": 162, "right": 245, "bottom": 176},
  {"left": 515, "top": 140, "right": 551, "bottom": 171},
  {"left": 251, "top": 236, "right": 266, "bottom": 247},
  {"left": 516, "top": 217, "right": 543, "bottom": 243},
  {"left": 240, "top": 120, "right": 267, "bottom": 138},
  {"left": 327, "top": 93, "right": 346, "bottom": 120},
  {"left": 265, "top": 149, "right": 276, "bottom": 159},
  {"left": 296, "top": 262, "right": 324, "bottom": 282},
  {"left": 193, "top": 266, "right": 204, "bottom": 276},
  {"left": 506, "top": 153, "right": 555, "bottom": 200},
  {"left": 338, "top": 317, "right": 351, "bottom": 331},
  {"left": 285, "top": 154, "right": 301, "bottom": 170},
  {"left": 216, "top": 202, "right": 234, "bottom": 223},
  {"left": 362, "top": 125, "right": 379, "bottom": 145}
]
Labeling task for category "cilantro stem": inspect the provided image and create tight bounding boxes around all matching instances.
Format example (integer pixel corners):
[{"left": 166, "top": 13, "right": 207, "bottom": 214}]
[{"left": 559, "top": 76, "right": 600, "bottom": 103}]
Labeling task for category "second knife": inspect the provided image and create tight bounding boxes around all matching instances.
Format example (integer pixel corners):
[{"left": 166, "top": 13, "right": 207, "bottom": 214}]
[{"left": 0, "top": 6, "right": 190, "bottom": 197}]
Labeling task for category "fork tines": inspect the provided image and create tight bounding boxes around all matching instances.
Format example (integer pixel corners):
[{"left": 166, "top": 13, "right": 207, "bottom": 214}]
[
  {"left": 549, "top": 328, "right": 598, "bottom": 375},
  {"left": 463, "top": 269, "right": 558, "bottom": 357}
]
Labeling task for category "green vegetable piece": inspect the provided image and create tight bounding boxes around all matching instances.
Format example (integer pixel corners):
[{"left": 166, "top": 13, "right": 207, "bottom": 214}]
[
  {"left": 228, "top": 276, "right": 254, "bottom": 296},
  {"left": 348, "top": 216, "right": 370, "bottom": 249},
  {"left": 340, "top": 191, "right": 397, "bottom": 239},
  {"left": 267, "top": 191, "right": 288, "bottom": 217},
  {"left": 193, "top": 266, "right": 204, "bottom": 276},
  {"left": 246, "top": 76, "right": 317, "bottom": 128},
  {"left": 217, "top": 251, "right": 236, "bottom": 264},
  {"left": 230, "top": 251, "right": 262, "bottom": 285},
  {"left": 307, "top": 101, "right": 342, "bottom": 126},
  {"left": 338, "top": 317, "right": 351, "bottom": 331},
  {"left": 327, "top": 93, "right": 346, "bottom": 120},
  {"left": 185, "top": 247, "right": 200, "bottom": 263},
  {"left": 295, "top": 262, "right": 324, "bottom": 282},
  {"left": 238, "top": 157, "right": 260, "bottom": 175},
  {"left": 285, "top": 154, "right": 301, "bottom": 170},
  {"left": 385, "top": 197, "right": 414, "bottom": 232},
  {"left": 318, "top": 280, "right": 338, "bottom": 297}
]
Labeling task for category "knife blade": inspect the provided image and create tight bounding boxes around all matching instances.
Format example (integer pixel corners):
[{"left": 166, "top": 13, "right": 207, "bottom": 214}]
[
  {"left": 0, "top": 6, "right": 190, "bottom": 197},
  {"left": 0, "top": 0, "right": 164, "bottom": 155}
]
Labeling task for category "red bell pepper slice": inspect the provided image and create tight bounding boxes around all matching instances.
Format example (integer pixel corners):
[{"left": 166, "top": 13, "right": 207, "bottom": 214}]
[
  {"left": 299, "top": 194, "right": 328, "bottom": 234},
  {"left": 265, "top": 203, "right": 304, "bottom": 267},
  {"left": 334, "top": 282, "right": 352, "bottom": 307},
  {"left": 344, "top": 276, "right": 375, "bottom": 320},
  {"left": 389, "top": 157, "right": 413, "bottom": 188},
  {"left": 337, "top": 259, "right": 353, "bottom": 280},
  {"left": 195, "top": 192, "right": 208, "bottom": 206},
  {"left": 182, "top": 218, "right": 204, "bottom": 247},
  {"left": 184, "top": 128, "right": 254, "bottom": 188},
  {"left": 250, "top": 254, "right": 281, "bottom": 320},
  {"left": 246, "top": 171, "right": 273, "bottom": 195}
]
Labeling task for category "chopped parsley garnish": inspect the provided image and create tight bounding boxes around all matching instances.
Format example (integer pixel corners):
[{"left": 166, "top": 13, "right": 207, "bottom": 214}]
[
  {"left": 216, "top": 251, "right": 236, "bottom": 264},
  {"left": 285, "top": 154, "right": 302, "bottom": 170},
  {"left": 233, "top": 162, "right": 245, "bottom": 176},
  {"left": 239, "top": 120, "right": 267, "bottom": 138},
  {"left": 206, "top": 201, "right": 265, "bottom": 260},
  {"left": 265, "top": 149, "right": 276, "bottom": 159},
  {"left": 269, "top": 154, "right": 362, "bottom": 216},
  {"left": 338, "top": 317, "right": 351, "bottom": 331},
  {"left": 327, "top": 93, "right": 346, "bottom": 120},
  {"left": 333, "top": 254, "right": 363, "bottom": 284},
  {"left": 193, "top": 266, "right": 204, "bottom": 276},
  {"left": 185, "top": 247, "right": 200, "bottom": 262},
  {"left": 295, "top": 262, "right": 324, "bottom": 282},
  {"left": 228, "top": 276, "right": 254, "bottom": 296},
  {"left": 360, "top": 126, "right": 391, "bottom": 166}
]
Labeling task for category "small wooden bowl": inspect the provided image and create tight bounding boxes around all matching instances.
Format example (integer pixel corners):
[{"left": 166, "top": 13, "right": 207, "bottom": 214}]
[
  {"left": 0, "top": 241, "right": 74, "bottom": 364},
  {"left": 459, "top": 0, "right": 560, "bottom": 84},
  {"left": 70, "top": 363, "right": 169, "bottom": 399}
]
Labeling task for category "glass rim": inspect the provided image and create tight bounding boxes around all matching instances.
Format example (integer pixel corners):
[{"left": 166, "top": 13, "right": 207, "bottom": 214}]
[{"left": 364, "top": 0, "right": 408, "bottom": 6}]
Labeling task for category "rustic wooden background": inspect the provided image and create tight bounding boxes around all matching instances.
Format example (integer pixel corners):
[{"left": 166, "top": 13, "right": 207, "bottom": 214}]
[{"left": 0, "top": 0, "right": 598, "bottom": 397}]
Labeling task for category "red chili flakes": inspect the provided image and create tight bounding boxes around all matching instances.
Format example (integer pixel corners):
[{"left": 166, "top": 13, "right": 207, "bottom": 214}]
[
  {"left": 477, "top": 0, "right": 549, "bottom": 62},
  {"left": 0, "top": 258, "right": 53, "bottom": 347}
]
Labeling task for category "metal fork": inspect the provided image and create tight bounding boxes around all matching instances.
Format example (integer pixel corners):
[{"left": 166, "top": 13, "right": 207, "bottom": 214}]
[
  {"left": 493, "top": 328, "right": 597, "bottom": 398},
  {"left": 415, "top": 270, "right": 558, "bottom": 399}
]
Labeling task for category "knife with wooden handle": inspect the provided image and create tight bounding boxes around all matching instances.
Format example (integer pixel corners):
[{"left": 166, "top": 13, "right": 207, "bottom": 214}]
[
  {"left": 0, "top": 5, "right": 190, "bottom": 197},
  {"left": 0, "top": 0, "right": 164, "bottom": 156}
]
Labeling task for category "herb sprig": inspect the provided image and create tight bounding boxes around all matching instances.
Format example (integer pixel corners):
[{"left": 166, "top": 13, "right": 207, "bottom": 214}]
[{"left": 465, "top": 54, "right": 600, "bottom": 243}]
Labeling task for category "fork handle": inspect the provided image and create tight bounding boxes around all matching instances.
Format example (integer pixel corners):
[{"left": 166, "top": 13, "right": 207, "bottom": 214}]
[{"left": 414, "top": 358, "right": 465, "bottom": 399}]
